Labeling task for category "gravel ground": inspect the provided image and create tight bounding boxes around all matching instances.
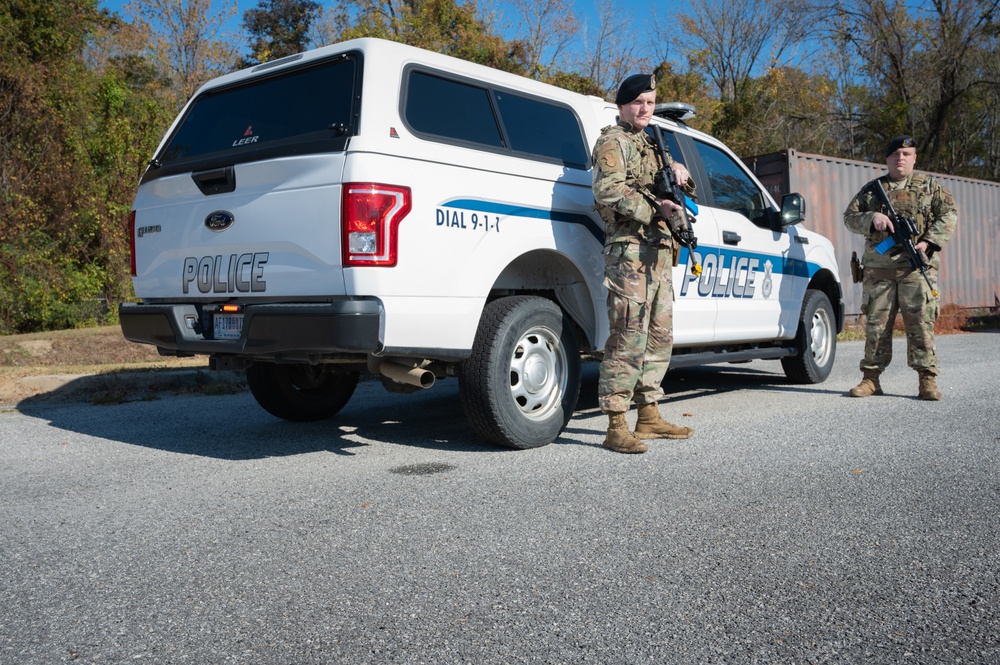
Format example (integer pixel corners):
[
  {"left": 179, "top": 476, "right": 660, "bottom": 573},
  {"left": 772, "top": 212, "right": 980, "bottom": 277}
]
[{"left": 1, "top": 333, "right": 998, "bottom": 664}]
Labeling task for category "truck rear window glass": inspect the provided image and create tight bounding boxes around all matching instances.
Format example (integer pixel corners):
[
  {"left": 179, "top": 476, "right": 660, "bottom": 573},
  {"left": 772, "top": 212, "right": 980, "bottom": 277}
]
[
  {"left": 403, "top": 69, "right": 588, "bottom": 169},
  {"left": 157, "top": 56, "right": 357, "bottom": 166}
]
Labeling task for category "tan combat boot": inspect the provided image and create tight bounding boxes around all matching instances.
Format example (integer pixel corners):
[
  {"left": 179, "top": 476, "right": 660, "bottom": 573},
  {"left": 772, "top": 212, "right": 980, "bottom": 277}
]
[
  {"left": 634, "top": 403, "right": 694, "bottom": 440},
  {"left": 849, "top": 369, "right": 883, "bottom": 397},
  {"left": 918, "top": 371, "right": 942, "bottom": 401},
  {"left": 603, "top": 412, "right": 648, "bottom": 454}
]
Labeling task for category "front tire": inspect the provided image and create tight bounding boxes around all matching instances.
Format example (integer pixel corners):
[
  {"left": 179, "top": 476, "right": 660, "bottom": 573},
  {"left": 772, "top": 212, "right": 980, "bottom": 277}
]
[
  {"left": 246, "top": 362, "right": 359, "bottom": 422},
  {"left": 781, "top": 289, "right": 836, "bottom": 384},
  {"left": 459, "top": 296, "right": 581, "bottom": 449}
]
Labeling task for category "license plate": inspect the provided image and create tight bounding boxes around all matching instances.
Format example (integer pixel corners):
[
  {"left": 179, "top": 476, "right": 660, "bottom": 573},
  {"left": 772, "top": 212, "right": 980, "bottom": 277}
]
[{"left": 213, "top": 314, "right": 243, "bottom": 340}]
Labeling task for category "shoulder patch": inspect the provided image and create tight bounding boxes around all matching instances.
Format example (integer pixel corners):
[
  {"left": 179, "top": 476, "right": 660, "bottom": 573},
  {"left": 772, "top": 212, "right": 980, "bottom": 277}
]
[{"left": 595, "top": 140, "right": 623, "bottom": 171}]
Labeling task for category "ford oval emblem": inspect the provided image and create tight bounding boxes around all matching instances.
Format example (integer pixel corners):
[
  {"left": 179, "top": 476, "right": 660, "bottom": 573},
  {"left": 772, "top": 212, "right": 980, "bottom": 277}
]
[{"left": 205, "top": 210, "right": 235, "bottom": 232}]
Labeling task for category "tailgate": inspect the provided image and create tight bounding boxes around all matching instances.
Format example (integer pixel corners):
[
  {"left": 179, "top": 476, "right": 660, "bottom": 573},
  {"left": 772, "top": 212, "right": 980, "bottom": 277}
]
[{"left": 131, "top": 154, "right": 347, "bottom": 300}]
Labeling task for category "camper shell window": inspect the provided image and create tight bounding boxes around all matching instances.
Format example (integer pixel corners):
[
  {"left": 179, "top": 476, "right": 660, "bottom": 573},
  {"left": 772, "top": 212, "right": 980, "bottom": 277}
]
[
  {"left": 143, "top": 53, "right": 361, "bottom": 182},
  {"left": 402, "top": 67, "right": 589, "bottom": 169}
]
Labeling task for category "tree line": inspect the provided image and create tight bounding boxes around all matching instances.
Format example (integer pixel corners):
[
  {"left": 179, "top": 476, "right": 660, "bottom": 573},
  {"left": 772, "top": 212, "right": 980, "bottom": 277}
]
[{"left": 1, "top": 0, "right": 997, "bottom": 334}]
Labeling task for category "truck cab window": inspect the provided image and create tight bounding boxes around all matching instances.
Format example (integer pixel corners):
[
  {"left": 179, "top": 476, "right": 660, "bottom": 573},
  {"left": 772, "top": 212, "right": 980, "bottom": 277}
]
[
  {"left": 643, "top": 125, "right": 683, "bottom": 163},
  {"left": 694, "top": 140, "right": 770, "bottom": 227}
]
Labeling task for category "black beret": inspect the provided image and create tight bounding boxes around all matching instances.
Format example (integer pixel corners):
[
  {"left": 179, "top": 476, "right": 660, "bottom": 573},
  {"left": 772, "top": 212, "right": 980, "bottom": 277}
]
[
  {"left": 615, "top": 74, "right": 656, "bottom": 105},
  {"left": 885, "top": 135, "right": 917, "bottom": 157}
]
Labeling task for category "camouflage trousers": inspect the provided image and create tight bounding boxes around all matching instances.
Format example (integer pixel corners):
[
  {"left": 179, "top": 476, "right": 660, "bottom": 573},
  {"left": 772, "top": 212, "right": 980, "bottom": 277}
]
[
  {"left": 598, "top": 242, "right": 674, "bottom": 413},
  {"left": 859, "top": 266, "right": 940, "bottom": 375}
]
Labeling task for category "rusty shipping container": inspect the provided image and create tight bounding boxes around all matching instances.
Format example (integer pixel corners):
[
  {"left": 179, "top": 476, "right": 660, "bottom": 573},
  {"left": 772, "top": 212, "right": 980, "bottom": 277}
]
[{"left": 744, "top": 149, "right": 1000, "bottom": 316}]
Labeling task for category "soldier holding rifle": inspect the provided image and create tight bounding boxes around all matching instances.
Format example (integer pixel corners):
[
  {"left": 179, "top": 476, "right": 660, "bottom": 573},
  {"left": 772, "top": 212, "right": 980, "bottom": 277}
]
[
  {"left": 844, "top": 136, "right": 958, "bottom": 400},
  {"left": 591, "top": 74, "right": 696, "bottom": 454}
]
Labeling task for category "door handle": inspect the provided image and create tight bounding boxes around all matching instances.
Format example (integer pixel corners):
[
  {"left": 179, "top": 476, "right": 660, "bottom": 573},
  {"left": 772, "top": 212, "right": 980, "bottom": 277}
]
[
  {"left": 192, "top": 165, "right": 236, "bottom": 195},
  {"left": 723, "top": 231, "right": 742, "bottom": 245}
]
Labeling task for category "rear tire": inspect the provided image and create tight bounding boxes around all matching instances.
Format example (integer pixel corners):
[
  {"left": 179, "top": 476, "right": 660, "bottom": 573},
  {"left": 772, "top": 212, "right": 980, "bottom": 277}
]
[
  {"left": 459, "top": 296, "right": 581, "bottom": 449},
  {"left": 246, "top": 362, "right": 359, "bottom": 422},
  {"left": 781, "top": 289, "right": 836, "bottom": 384}
]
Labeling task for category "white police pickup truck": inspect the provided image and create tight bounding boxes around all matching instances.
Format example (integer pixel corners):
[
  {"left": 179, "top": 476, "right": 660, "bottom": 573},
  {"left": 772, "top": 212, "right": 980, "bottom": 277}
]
[{"left": 120, "top": 38, "right": 843, "bottom": 449}]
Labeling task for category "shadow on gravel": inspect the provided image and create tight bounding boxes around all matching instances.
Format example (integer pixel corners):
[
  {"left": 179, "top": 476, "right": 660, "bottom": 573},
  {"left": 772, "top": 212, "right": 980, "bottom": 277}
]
[
  {"left": 15, "top": 370, "right": 500, "bottom": 459},
  {"left": 15, "top": 359, "right": 842, "bottom": 460},
  {"left": 576, "top": 360, "right": 846, "bottom": 414}
]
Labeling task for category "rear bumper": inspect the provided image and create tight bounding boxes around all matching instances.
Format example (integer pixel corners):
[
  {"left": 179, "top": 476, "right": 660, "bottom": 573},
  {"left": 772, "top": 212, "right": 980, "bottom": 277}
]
[{"left": 119, "top": 300, "right": 383, "bottom": 356}]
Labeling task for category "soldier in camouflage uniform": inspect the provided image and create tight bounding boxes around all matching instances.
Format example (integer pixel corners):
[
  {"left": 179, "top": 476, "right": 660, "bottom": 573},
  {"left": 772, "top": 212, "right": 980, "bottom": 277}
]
[
  {"left": 843, "top": 135, "right": 958, "bottom": 400},
  {"left": 592, "top": 74, "right": 695, "bottom": 454}
]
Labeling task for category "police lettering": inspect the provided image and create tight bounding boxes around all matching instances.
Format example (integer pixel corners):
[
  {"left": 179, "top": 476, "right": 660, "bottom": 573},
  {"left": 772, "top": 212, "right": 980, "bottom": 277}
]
[
  {"left": 680, "top": 250, "right": 760, "bottom": 299},
  {"left": 182, "top": 253, "right": 268, "bottom": 294}
]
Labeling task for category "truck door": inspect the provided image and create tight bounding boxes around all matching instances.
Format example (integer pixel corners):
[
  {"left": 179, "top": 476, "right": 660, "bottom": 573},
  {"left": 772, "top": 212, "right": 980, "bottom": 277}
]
[
  {"left": 649, "top": 125, "right": 720, "bottom": 345},
  {"left": 682, "top": 138, "right": 798, "bottom": 343}
]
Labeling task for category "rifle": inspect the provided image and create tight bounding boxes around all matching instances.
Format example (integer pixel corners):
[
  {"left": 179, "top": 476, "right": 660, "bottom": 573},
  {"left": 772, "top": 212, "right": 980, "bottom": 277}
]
[
  {"left": 870, "top": 180, "right": 938, "bottom": 297},
  {"left": 649, "top": 124, "right": 701, "bottom": 275}
]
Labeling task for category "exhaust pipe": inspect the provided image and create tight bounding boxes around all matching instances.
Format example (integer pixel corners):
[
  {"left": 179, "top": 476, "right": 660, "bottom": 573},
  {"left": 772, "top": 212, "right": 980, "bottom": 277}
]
[{"left": 373, "top": 360, "right": 435, "bottom": 389}]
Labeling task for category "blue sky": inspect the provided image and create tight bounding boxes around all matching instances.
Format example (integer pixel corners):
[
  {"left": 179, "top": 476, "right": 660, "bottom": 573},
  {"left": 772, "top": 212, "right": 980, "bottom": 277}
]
[
  {"left": 96, "top": 0, "right": 664, "bottom": 95},
  {"left": 97, "top": 0, "right": 634, "bottom": 57}
]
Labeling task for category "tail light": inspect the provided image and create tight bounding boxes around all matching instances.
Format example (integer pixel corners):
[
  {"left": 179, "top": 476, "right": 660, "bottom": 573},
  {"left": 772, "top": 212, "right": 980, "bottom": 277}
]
[
  {"left": 129, "top": 210, "right": 137, "bottom": 276},
  {"left": 342, "top": 183, "right": 411, "bottom": 267}
]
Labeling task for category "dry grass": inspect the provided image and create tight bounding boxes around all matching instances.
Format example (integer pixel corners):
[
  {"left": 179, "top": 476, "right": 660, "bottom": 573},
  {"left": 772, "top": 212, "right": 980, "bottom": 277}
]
[
  {"left": 937, "top": 303, "right": 973, "bottom": 333},
  {"left": 838, "top": 302, "right": 996, "bottom": 341},
  {"left": 0, "top": 326, "right": 208, "bottom": 405},
  {"left": 0, "top": 325, "right": 207, "bottom": 370}
]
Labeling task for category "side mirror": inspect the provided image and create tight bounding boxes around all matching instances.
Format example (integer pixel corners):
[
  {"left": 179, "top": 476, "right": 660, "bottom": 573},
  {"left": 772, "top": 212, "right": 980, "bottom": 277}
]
[{"left": 780, "top": 192, "right": 806, "bottom": 228}]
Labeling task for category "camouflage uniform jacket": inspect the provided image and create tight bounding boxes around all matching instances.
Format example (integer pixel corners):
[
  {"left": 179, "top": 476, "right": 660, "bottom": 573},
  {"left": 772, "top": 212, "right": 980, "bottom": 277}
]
[
  {"left": 844, "top": 172, "right": 958, "bottom": 270},
  {"left": 592, "top": 122, "right": 685, "bottom": 247}
]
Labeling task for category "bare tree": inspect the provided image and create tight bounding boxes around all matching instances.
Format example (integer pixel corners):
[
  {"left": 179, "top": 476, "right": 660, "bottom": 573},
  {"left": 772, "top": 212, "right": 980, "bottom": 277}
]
[
  {"left": 981, "top": 32, "right": 1000, "bottom": 181},
  {"left": 485, "top": 0, "right": 579, "bottom": 78},
  {"left": 677, "top": 0, "right": 818, "bottom": 102},
  {"left": 832, "top": 0, "right": 1000, "bottom": 172},
  {"left": 125, "top": 0, "right": 239, "bottom": 108},
  {"left": 808, "top": 5, "right": 872, "bottom": 159},
  {"left": 307, "top": 3, "right": 349, "bottom": 47},
  {"left": 577, "top": 0, "right": 647, "bottom": 98}
]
